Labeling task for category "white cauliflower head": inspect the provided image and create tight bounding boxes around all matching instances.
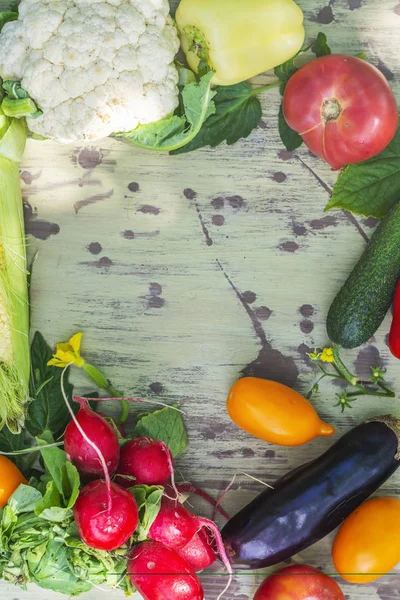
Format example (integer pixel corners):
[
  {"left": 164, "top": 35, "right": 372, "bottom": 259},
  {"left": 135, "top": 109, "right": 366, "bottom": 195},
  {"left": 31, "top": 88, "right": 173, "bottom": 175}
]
[{"left": 0, "top": 0, "right": 180, "bottom": 143}]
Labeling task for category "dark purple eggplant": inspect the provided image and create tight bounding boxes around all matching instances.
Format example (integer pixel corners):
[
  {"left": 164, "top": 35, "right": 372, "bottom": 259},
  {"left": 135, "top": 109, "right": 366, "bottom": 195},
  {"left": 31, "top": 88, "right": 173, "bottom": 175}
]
[{"left": 221, "top": 415, "right": 400, "bottom": 569}]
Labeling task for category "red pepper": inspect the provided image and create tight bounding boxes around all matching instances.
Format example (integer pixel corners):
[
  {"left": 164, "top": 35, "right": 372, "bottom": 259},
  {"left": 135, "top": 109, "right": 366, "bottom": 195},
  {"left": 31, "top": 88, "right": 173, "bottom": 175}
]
[{"left": 389, "top": 280, "right": 400, "bottom": 359}]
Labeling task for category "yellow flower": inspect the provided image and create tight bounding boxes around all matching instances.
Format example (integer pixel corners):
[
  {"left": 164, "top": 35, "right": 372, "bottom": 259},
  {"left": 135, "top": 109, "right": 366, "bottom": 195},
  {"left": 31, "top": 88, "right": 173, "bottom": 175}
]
[
  {"left": 320, "top": 347, "right": 335, "bottom": 363},
  {"left": 47, "top": 332, "right": 85, "bottom": 368}
]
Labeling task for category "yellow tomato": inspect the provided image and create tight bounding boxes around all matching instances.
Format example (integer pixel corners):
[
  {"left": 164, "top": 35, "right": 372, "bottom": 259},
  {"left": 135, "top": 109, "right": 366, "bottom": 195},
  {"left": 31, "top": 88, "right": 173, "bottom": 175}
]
[
  {"left": 227, "top": 377, "right": 335, "bottom": 446},
  {"left": 333, "top": 497, "right": 400, "bottom": 584},
  {"left": 176, "top": 0, "right": 305, "bottom": 86},
  {"left": 0, "top": 455, "right": 27, "bottom": 507}
]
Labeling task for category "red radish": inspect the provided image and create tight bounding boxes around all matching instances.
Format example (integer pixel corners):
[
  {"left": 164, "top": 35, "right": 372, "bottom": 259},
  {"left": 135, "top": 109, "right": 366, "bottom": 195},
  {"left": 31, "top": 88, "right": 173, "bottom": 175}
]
[
  {"left": 74, "top": 480, "right": 139, "bottom": 551},
  {"left": 128, "top": 540, "right": 204, "bottom": 600},
  {"left": 147, "top": 493, "right": 232, "bottom": 598},
  {"left": 64, "top": 402, "right": 120, "bottom": 477},
  {"left": 115, "top": 437, "right": 173, "bottom": 487},
  {"left": 179, "top": 529, "right": 217, "bottom": 572},
  {"left": 149, "top": 496, "right": 198, "bottom": 549}
]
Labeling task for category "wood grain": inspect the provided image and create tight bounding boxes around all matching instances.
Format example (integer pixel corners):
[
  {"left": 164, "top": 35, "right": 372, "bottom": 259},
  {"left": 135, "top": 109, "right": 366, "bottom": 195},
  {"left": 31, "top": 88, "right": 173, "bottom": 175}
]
[{"left": 1, "top": 0, "right": 400, "bottom": 599}]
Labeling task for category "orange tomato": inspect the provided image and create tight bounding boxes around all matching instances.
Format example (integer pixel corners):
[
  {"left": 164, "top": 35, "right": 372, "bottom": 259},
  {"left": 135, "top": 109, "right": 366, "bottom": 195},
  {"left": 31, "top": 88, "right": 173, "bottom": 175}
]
[
  {"left": 0, "top": 455, "right": 27, "bottom": 507},
  {"left": 226, "top": 377, "right": 335, "bottom": 446},
  {"left": 254, "top": 565, "right": 345, "bottom": 600},
  {"left": 333, "top": 497, "right": 400, "bottom": 584}
]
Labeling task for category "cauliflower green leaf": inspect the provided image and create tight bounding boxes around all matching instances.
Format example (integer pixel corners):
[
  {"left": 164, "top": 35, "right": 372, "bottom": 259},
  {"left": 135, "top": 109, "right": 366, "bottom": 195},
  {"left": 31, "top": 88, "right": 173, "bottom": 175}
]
[
  {"left": 1, "top": 80, "right": 42, "bottom": 119},
  {"left": 0, "top": 11, "right": 17, "bottom": 33},
  {"left": 122, "top": 70, "right": 216, "bottom": 152}
]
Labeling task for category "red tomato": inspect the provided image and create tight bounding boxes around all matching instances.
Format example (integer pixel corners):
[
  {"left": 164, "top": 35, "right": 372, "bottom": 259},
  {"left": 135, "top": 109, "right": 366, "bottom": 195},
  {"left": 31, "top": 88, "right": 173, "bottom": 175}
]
[
  {"left": 283, "top": 55, "right": 398, "bottom": 170},
  {"left": 254, "top": 565, "right": 345, "bottom": 600}
]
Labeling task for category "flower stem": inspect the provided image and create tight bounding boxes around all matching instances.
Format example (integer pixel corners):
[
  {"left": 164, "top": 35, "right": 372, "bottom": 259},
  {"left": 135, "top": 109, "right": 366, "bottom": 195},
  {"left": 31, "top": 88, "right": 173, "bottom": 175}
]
[
  {"left": 82, "top": 363, "right": 129, "bottom": 424},
  {"left": 317, "top": 365, "right": 340, "bottom": 378},
  {"left": 105, "top": 386, "right": 129, "bottom": 423},
  {"left": 332, "top": 345, "right": 358, "bottom": 386}
]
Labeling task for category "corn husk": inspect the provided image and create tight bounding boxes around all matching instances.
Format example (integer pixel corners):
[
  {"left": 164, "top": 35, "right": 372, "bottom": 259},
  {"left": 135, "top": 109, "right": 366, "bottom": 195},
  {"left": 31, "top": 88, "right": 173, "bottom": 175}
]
[{"left": 0, "top": 108, "right": 29, "bottom": 432}]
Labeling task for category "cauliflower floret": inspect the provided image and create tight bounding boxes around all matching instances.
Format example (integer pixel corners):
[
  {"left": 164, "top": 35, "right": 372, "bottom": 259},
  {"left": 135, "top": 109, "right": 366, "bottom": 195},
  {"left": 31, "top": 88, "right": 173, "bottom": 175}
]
[{"left": 0, "top": 0, "right": 180, "bottom": 143}]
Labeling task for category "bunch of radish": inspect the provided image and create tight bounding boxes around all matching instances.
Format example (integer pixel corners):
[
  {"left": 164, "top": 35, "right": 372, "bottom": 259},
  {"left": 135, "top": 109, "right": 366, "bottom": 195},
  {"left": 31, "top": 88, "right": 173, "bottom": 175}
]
[{"left": 63, "top": 398, "right": 232, "bottom": 600}]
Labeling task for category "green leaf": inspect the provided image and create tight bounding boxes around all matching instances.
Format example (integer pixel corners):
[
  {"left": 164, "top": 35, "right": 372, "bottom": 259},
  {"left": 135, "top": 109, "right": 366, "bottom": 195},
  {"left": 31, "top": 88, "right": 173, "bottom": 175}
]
[
  {"left": 35, "top": 480, "right": 73, "bottom": 522},
  {"left": 65, "top": 523, "right": 130, "bottom": 592},
  {"left": 274, "top": 34, "right": 331, "bottom": 95},
  {"left": 134, "top": 406, "right": 188, "bottom": 457},
  {"left": 171, "top": 82, "right": 262, "bottom": 155},
  {"left": 0, "top": 11, "right": 17, "bottom": 32},
  {"left": 37, "top": 433, "right": 65, "bottom": 495},
  {"left": 274, "top": 42, "right": 313, "bottom": 94},
  {"left": 35, "top": 480, "right": 67, "bottom": 522},
  {"left": 313, "top": 32, "right": 332, "bottom": 57},
  {"left": 27, "top": 331, "right": 75, "bottom": 438},
  {"left": 8, "top": 485, "right": 42, "bottom": 514},
  {"left": 176, "top": 63, "right": 197, "bottom": 87},
  {"left": 64, "top": 461, "right": 80, "bottom": 508},
  {"left": 3, "top": 80, "right": 30, "bottom": 100},
  {"left": 1, "top": 80, "right": 42, "bottom": 119},
  {"left": 355, "top": 50, "right": 367, "bottom": 60},
  {"left": 36, "top": 433, "right": 80, "bottom": 506},
  {"left": 278, "top": 104, "right": 303, "bottom": 151},
  {"left": 122, "top": 71, "right": 216, "bottom": 152},
  {"left": 274, "top": 57, "right": 299, "bottom": 95},
  {"left": 0, "top": 426, "right": 26, "bottom": 470},
  {"left": 103, "top": 415, "right": 130, "bottom": 445},
  {"left": 29, "top": 538, "right": 92, "bottom": 596},
  {"left": 129, "top": 484, "right": 163, "bottom": 541},
  {"left": 326, "top": 125, "right": 400, "bottom": 218},
  {"left": 197, "top": 59, "right": 211, "bottom": 78},
  {"left": 0, "top": 505, "right": 17, "bottom": 549}
]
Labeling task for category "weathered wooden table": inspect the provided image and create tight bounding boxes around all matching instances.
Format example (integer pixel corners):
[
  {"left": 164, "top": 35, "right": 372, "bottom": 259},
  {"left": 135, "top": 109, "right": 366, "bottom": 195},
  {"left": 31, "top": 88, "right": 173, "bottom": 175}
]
[{"left": 1, "top": 0, "right": 400, "bottom": 598}]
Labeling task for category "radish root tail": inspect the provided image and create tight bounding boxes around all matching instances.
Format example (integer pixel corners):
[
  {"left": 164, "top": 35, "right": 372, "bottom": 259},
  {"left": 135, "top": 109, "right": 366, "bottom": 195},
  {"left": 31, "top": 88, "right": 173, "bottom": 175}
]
[
  {"left": 177, "top": 483, "right": 231, "bottom": 521},
  {"left": 212, "top": 475, "right": 236, "bottom": 521},
  {"left": 61, "top": 367, "right": 113, "bottom": 511},
  {"left": 195, "top": 517, "right": 233, "bottom": 600},
  {"left": 159, "top": 440, "right": 179, "bottom": 500}
]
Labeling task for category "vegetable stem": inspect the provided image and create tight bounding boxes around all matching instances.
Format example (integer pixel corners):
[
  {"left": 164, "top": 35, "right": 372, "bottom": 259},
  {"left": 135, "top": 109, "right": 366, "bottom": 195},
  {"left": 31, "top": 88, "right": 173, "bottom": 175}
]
[
  {"left": 104, "top": 386, "right": 129, "bottom": 424},
  {"left": 346, "top": 387, "right": 395, "bottom": 398},
  {"left": 317, "top": 365, "right": 338, "bottom": 378},
  {"left": 82, "top": 363, "right": 128, "bottom": 423},
  {"left": 251, "top": 81, "right": 281, "bottom": 96},
  {"left": 332, "top": 345, "right": 358, "bottom": 386},
  {"left": 377, "top": 381, "right": 395, "bottom": 396},
  {"left": 0, "top": 441, "right": 63, "bottom": 455}
]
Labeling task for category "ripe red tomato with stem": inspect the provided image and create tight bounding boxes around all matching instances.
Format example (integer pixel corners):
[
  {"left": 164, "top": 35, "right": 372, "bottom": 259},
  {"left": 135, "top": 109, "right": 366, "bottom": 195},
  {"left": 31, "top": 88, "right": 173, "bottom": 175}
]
[
  {"left": 283, "top": 55, "right": 398, "bottom": 170},
  {"left": 254, "top": 565, "right": 345, "bottom": 600}
]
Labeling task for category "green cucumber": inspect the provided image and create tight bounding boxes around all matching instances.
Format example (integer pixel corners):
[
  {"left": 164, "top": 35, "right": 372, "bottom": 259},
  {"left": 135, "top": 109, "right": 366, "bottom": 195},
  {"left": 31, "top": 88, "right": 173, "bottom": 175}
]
[{"left": 327, "top": 201, "right": 400, "bottom": 348}]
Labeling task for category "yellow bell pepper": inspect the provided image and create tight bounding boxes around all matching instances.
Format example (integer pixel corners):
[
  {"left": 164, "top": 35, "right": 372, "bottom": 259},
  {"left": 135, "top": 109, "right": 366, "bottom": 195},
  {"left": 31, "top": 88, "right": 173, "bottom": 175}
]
[{"left": 175, "top": 0, "right": 305, "bottom": 87}]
